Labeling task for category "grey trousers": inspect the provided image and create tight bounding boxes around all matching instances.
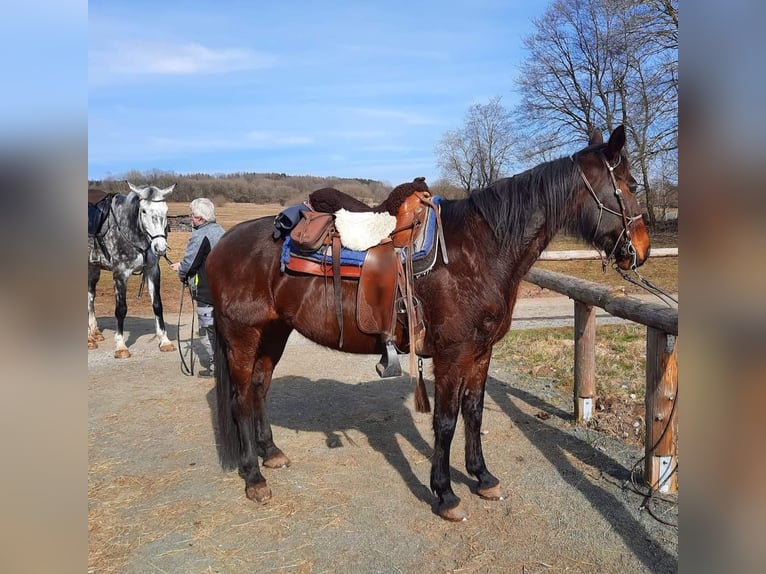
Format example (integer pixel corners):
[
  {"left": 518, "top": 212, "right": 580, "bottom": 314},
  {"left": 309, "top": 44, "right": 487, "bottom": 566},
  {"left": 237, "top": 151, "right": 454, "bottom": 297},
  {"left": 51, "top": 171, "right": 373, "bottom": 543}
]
[{"left": 197, "top": 304, "right": 216, "bottom": 366}]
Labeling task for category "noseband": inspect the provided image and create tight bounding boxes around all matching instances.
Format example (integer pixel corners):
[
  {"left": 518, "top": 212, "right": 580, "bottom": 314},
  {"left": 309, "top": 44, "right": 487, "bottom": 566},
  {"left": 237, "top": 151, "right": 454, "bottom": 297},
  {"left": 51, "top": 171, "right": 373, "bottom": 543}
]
[{"left": 576, "top": 153, "right": 643, "bottom": 271}]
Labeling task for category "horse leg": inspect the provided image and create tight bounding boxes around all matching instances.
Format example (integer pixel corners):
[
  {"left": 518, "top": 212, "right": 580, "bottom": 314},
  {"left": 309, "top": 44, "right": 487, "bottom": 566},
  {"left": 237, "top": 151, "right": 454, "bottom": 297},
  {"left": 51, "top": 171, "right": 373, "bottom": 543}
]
[
  {"left": 253, "top": 324, "right": 293, "bottom": 470},
  {"left": 222, "top": 324, "right": 291, "bottom": 502},
  {"left": 430, "top": 350, "right": 469, "bottom": 521},
  {"left": 461, "top": 353, "right": 503, "bottom": 501},
  {"left": 144, "top": 262, "right": 175, "bottom": 352},
  {"left": 112, "top": 269, "right": 131, "bottom": 359},
  {"left": 87, "top": 265, "right": 104, "bottom": 347}
]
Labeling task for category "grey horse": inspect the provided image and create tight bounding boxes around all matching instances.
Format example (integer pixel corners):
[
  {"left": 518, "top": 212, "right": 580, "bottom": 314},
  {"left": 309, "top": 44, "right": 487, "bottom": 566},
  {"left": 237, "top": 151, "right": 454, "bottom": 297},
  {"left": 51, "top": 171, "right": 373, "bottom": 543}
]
[{"left": 88, "top": 182, "right": 176, "bottom": 358}]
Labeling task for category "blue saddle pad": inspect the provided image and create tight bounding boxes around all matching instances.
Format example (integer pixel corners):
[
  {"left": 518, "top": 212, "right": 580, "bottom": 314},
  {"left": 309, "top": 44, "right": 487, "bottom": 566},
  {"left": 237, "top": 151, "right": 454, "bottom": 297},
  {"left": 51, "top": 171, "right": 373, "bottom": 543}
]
[{"left": 280, "top": 196, "right": 444, "bottom": 273}]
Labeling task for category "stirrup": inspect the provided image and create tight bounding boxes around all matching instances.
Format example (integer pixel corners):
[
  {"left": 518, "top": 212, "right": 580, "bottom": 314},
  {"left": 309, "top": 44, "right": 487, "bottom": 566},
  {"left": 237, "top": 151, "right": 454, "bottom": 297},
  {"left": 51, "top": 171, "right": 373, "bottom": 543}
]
[{"left": 376, "top": 340, "right": 402, "bottom": 378}]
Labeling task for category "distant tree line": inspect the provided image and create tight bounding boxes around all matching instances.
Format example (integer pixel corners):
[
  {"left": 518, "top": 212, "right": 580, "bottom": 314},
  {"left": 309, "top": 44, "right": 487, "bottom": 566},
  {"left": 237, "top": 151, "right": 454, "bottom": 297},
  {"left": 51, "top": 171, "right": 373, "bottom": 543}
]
[{"left": 89, "top": 169, "right": 465, "bottom": 206}]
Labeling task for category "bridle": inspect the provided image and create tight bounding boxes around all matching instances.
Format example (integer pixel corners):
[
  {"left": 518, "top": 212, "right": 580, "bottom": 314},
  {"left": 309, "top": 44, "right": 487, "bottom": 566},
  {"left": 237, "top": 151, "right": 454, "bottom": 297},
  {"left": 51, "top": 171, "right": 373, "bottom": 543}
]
[
  {"left": 108, "top": 197, "right": 173, "bottom": 263},
  {"left": 574, "top": 152, "right": 678, "bottom": 307},
  {"left": 575, "top": 152, "right": 643, "bottom": 272}
]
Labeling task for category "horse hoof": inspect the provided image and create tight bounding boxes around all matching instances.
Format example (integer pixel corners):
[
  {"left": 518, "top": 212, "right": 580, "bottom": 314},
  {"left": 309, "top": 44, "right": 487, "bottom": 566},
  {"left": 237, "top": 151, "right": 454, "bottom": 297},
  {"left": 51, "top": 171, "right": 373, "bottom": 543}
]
[
  {"left": 246, "top": 482, "right": 272, "bottom": 503},
  {"left": 114, "top": 349, "right": 131, "bottom": 359},
  {"left": 439, "top": 502, "right": 468, "bottom": 522},
  {"left": 263, "top": 453, "right": 291, "bottom": 469},
  {"left": 477, "top": 484, "right": 504, "bottom": 501},
  {"left": 94, "top": 332, "right": 105, "bottom": 342},
  {"left": 159, "top": 342, "right": 176, "bottom": 352},
  {"left": 88, "top": 340, "right": 98, "bottom": 350}
]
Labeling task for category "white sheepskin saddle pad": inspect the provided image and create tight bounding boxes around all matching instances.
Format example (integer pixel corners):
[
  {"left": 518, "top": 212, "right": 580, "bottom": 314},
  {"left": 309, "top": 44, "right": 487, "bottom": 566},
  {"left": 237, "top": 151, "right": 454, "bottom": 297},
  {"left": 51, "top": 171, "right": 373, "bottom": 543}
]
[{"left": 332, "top": 209, "right": 397, "bottom": 251}]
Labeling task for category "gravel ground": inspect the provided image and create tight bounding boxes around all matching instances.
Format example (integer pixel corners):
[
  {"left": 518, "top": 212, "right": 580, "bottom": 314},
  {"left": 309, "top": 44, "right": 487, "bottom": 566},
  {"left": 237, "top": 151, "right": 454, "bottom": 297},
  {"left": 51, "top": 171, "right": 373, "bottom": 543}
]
[{"left": 88, "top": 306, "right": 678, "bottom": 574}]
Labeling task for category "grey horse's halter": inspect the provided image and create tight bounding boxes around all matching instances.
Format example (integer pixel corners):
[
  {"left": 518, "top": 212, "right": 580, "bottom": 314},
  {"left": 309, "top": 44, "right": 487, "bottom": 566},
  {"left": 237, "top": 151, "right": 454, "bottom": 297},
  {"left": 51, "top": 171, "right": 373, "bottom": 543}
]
[
  {"left": 575, "top": 153, "right": 643, "bottom": 271},
  {"left": 108, "top": 196, "right": 170, "bottom": 258}
]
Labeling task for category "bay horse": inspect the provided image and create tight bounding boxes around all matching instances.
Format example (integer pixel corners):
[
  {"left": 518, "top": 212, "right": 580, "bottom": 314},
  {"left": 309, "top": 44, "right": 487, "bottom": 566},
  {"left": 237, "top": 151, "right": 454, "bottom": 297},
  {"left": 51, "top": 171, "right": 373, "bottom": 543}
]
[
  {"left": 88, "top": 182, "right": 176, "bottom": 358},
  {"left": 207, "top": 125, "right": 651, "bottom": 521}
]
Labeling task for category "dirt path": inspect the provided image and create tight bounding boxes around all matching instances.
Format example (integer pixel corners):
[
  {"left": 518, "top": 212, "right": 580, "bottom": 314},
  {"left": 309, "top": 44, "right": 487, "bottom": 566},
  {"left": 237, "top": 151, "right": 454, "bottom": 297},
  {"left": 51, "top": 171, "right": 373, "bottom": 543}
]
[{"left": 88, "top": 308, "right": 678, "bottom": 574}]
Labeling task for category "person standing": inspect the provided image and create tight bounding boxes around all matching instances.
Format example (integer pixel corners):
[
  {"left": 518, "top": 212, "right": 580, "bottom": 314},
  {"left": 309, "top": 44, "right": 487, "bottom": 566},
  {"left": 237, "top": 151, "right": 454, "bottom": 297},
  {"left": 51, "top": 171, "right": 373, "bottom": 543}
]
[{"left": 170, "top": 198, "right": 225, "bottom": 376}]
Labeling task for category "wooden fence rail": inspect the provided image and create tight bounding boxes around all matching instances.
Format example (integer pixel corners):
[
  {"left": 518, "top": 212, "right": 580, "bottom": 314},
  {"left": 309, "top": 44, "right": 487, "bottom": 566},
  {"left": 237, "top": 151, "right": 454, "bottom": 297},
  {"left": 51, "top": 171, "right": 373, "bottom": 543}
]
[
  {"left": 539, "top": 247, "right": 678, "bottom": 261},
  {"left": 523, "top": 266, "right": 678, "bottom": 493}
]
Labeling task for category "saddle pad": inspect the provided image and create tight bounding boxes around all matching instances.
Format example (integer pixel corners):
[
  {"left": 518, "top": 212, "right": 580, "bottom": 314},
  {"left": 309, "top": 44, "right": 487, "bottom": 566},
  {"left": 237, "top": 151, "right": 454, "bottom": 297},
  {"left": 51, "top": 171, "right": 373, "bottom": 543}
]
[
  {"left": 281, "top": 236, "right": 367, "bottom": 271},
  {"left": 284, "top": 251, "right": 363, "bottom": 277},
  {"left": 279, "top": 196, "right": 444, "bottom": 274}
]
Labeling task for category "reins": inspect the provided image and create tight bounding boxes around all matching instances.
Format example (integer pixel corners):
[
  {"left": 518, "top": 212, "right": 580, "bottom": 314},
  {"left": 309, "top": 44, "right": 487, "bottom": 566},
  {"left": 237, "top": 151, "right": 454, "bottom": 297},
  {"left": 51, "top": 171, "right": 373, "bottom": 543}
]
[{"left": 613, "top": 265, "right": 678, "bottom": 307}]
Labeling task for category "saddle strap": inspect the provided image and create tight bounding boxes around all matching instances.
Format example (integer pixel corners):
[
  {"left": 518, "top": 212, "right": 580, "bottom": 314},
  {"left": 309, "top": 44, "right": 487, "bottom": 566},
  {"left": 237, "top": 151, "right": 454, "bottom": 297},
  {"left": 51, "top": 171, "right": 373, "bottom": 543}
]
[
  {"left": 397, "top": 229, "right": 430, "bottom": 413},
  {"left": 421, "top": 196, "right": 449, "bottom": 265},
  {"left": 331, "top": 232, "right": 344, "bottom": 347}
]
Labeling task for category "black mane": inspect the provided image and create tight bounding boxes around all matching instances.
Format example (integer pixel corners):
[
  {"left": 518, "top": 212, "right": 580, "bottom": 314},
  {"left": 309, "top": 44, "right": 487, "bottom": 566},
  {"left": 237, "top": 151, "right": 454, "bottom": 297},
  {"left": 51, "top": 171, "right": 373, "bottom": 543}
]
[{"left": 466, "top": 156, "right": 580, "bottom": 251}]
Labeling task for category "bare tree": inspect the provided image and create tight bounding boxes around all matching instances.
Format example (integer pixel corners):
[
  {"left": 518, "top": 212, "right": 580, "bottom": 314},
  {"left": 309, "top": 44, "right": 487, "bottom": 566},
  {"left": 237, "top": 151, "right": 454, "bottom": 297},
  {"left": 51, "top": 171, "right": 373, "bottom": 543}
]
[
  {"left": 435, "top": 97, "right": 517, "bottom": 195},
  {"left": 515, "top": 0, "right": 678, "bottom": 226}
]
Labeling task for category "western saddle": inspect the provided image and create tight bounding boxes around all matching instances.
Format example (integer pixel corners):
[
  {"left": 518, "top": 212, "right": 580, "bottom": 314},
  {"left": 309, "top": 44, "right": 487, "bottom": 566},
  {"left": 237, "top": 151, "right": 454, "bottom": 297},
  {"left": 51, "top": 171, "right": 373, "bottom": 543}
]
[{"left": 276, "top": 178, "right": 448, "bottom": 412}]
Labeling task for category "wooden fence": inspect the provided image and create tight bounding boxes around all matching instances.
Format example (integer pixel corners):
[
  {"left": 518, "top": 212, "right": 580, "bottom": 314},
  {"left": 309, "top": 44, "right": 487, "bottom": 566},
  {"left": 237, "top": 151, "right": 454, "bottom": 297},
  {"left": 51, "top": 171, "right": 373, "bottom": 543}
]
[{"left": 523, "top": 263, "right": 678, "bottom": 493}]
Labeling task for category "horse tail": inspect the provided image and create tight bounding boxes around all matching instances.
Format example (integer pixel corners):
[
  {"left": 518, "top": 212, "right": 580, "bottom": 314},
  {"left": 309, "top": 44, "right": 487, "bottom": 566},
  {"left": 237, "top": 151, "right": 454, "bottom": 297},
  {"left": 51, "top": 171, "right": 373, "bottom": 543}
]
[{"left": 214, "top": 326, "right": 240, "bottom": 471}]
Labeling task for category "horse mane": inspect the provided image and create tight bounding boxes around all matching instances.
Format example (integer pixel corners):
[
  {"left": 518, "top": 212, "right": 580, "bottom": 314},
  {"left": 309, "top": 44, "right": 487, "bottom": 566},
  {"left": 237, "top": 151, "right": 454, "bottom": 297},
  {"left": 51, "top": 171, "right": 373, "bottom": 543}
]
[{"left": 466, "top": 156, "right": 581, "bottom": 250}]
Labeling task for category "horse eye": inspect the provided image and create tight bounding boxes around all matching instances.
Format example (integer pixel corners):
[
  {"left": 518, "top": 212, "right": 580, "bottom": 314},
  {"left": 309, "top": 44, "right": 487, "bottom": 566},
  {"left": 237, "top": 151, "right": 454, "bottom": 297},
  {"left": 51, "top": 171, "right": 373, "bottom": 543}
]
[{"left": 627, "top": 180, "right": 638, "bottom": 193}]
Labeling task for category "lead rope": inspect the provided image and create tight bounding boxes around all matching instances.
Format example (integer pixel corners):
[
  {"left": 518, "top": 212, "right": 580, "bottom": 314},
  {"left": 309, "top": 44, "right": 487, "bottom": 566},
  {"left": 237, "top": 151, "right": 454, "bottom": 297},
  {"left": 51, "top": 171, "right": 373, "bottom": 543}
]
[
  {"left": 163, "top": 250, "right": 197, "bottom": 376},
  {"left": 177, "top": 280, "right": 197, "bottom": 376}
]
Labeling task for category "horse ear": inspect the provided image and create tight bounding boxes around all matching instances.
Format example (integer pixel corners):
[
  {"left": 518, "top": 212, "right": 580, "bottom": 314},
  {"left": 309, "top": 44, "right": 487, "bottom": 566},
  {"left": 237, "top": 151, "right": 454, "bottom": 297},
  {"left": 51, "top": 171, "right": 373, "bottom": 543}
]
[
  {"left": 606, "top": 125, "right": 626, "bottom": 157},
  {"left": 160, "top": 184, "right": 175, "bottom": 198},
  {"left": 588, "top": 129, "right": 603, "bottom": 146},
  {"left": 127, "top": 182, "right": 143, "bottom": 194}
]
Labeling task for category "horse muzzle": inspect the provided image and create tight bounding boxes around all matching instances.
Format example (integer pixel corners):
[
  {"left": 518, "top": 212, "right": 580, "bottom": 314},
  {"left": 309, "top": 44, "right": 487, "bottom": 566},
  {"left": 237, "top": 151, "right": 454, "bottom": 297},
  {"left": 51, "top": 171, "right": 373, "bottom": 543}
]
[
  {"left": 151, "top": 237, "right": 168, "bottom": 257},
  {"left": 615, "top": 223, "right": 650, "bottom": 270}
]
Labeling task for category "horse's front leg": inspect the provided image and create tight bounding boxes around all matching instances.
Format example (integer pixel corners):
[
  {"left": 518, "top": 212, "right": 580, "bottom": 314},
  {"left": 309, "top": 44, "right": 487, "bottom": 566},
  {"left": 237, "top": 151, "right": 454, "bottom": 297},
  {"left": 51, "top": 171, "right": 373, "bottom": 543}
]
[
  {"left": 228, "top": 351, "right": 273, "bottom": 503},
  {"left": 253, "top": 329, "right": 293, "bottom": 470},
  {"left": 430, "top": 352, "right": 468, "bottom": 521},
  {"left": 461, "top": 353, "right": 503, "bottom": 501},
  {"left": 112, "top": 269, "right": 131, "bottom": 358},
  {"left": 145, "top": 261, "right": 175, "bottom": 352}
]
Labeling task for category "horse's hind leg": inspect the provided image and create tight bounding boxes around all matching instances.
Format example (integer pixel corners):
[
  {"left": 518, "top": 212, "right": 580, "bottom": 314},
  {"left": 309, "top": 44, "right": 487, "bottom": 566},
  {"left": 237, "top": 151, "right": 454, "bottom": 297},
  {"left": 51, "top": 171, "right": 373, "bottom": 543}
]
[{"left": 88, "top": 265, "right": 105, "bottom": 348}]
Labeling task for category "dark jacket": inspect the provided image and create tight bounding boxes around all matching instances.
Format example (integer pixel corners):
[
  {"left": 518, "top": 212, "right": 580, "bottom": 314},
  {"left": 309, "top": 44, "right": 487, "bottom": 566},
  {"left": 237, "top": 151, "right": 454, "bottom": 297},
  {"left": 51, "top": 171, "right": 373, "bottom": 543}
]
[{"left": 177, "top": 221, "right": 225, "bottom": 304}]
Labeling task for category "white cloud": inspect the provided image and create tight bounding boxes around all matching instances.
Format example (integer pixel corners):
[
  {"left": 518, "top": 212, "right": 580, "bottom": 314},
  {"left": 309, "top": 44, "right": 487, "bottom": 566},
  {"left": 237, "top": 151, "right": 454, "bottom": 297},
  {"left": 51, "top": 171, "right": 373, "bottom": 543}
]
[{"left": 89, "top": 41, "right": 276, "bottom": 84}]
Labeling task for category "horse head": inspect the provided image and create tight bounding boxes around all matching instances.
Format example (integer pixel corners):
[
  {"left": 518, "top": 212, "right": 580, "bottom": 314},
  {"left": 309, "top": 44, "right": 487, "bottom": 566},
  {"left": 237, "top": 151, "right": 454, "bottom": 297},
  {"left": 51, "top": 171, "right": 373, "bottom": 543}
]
[
  {"left": 127, "top": 182, "right": 175, "bottom": 257},
  {"left": 573, "top": 125, "right": 650, "bottom": 270}
]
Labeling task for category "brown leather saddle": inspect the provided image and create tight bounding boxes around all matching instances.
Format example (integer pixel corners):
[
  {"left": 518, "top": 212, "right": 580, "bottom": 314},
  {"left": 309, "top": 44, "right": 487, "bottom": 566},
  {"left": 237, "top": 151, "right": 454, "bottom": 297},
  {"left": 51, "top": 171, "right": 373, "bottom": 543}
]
[{"left": 284, "top": 179, "right": 445, "bottom": 390}]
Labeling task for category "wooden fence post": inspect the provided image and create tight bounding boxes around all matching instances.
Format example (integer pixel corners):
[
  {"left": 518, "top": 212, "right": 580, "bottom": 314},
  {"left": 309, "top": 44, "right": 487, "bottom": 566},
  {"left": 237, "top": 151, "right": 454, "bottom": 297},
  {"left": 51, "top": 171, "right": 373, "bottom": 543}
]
[
  {"left": 574, "top": 301, "right": 596, "bottom": 422},
  {"left": 644, "top": 329, "right": 678, "bottom": 493}
]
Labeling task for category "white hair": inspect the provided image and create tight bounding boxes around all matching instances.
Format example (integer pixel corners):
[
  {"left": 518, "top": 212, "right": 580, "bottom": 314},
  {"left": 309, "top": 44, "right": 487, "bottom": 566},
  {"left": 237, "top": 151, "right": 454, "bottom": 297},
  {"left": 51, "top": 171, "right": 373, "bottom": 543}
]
[{"left": 190, "top": 198, "right": 216, "bottom": 222}]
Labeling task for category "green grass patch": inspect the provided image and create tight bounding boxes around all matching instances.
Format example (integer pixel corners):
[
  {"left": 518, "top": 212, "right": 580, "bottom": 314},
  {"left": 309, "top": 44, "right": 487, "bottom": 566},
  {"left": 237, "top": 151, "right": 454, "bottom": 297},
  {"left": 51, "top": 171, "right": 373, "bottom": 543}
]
[{"left": 494, "top": 323, "right": 647, "bottom": 401}]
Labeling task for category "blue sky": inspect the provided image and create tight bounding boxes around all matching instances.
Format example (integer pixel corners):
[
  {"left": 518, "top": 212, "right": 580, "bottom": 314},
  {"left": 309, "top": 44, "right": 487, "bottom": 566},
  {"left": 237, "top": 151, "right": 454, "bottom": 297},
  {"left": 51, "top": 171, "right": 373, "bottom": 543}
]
[{"left": 89, "top": 1, "right": 548, "bottom": 186}]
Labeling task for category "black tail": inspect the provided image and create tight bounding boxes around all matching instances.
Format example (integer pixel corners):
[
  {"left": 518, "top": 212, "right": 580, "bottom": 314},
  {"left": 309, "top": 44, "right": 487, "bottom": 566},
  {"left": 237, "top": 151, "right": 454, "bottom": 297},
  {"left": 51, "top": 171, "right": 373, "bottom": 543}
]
[{"left": 214, "top": 326, "right": 240, "bottom": 471}]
